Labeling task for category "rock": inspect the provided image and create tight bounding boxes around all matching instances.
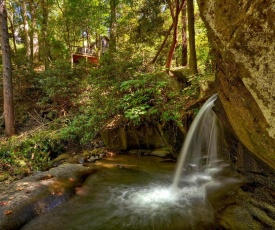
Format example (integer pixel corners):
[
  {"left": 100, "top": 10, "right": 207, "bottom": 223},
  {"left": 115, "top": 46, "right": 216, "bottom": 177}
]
[
  {"left": 52, "top": 153, "right": 72, "bottom": 166},
  {"left": 128, "top": 148, "right": 173, "bottom": 158},
  {"left": 0, "top": 171, "right": 10, "bottom": 182},
  {"left": 77, "top": 157, "right": 85, "bottom": 164},
  {"left": 170, "top": 67, "right": 191, "bottom": 90},
  {"left": 80, "top": 148, "right": 107, "bottom": 163},
  {"left": 220, "top": 205, "right": 262, "bottom": 230},
  {"left": 100, "top": 116, "right": 184, "bottom": 153},
  {"left": 206, "top": 177, "right": 275, "bottom": 229},
  {"left": 89, "top": 147, "right": 107, "bottom": 157},
  {"left": 151, "top": 149, "right": 173, "bottom": 158},
  {"left": 0, "top": 164, "right": 96, "bottom": 230},
  {"left": 199, "top": 75, "right": 215, "bottom": 99},
  {"left": 100, "top": 115, "right": 128, "bottom": 151},
  {"left": 214, "top": 98, "right": 275, "bottom": 189},
  {"left": 128, "top": 149, "right": 151, "bottom": 156},
  {"left": 197, "top": 0, "right": 275, "bottom": 174}
]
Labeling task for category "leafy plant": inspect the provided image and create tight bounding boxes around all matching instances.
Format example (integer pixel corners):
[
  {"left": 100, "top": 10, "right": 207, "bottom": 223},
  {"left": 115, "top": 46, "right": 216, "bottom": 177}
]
[
  {"left": 38, "top": 60, "right": 87, "bottom": 111},
  {"left": 119, "top": 73, "right": 168, "bottom": 123}
]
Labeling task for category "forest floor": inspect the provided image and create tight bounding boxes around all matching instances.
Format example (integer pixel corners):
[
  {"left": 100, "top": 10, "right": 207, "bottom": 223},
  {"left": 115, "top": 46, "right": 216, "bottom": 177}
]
[{"left": 0, "top": 79, "right": 68, "bottom": 182}]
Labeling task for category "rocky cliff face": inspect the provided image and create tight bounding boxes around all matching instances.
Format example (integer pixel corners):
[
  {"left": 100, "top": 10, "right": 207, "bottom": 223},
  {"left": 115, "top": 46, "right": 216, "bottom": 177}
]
[{"left": 197, "top": 0, "right": 275, "bottom": 171}]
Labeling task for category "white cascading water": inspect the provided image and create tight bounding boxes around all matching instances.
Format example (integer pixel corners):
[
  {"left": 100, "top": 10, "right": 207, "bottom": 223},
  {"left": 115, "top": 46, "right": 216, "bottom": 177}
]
[
  {"left": 119, "top": 94, "right": 221, "bottom": 210},
  {"left": 117, "top": 94, "right": 221, "bottom": 211},
  {"left": 172, "top": 94, "right": 219, "bottom": 189}
]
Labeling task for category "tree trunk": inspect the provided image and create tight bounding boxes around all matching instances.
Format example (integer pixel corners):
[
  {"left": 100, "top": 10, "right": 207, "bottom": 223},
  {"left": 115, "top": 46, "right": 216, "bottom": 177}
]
[
  {"left": 0, "top": 0, "right": 15, "bottom": 136},
  {"left": 181, "top": 2, "right": 187, "bottom": 66},
  {"left": 29, "top": 0, "right": 39, "bottom": 63},
  {"left": 20, "top": 0, "right": 31, "bottom": 59},
  {"left": 187, "top": 0, "right": 198, "bottom": 74},
  {"left": 152, "top": 23, "right": 173, "bottom": 64},
  {"left": 165, "top": 11, "right": 179, "bottom": 70},
  {"left": 41, "top": 0, "right": 50, "bottom": 69},
  {"left": 7, "top": 13, "right": 17, "bottom": 54},
  {"left": 109, "top": 0, "right": 117, "bottom": 55},
  {"left": 165, "top": 0, "right": 185, "bottom": 71}
]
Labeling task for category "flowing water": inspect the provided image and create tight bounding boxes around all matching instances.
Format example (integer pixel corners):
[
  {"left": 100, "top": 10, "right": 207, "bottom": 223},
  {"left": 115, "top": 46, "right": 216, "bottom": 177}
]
[
  {"left": 21, "top": 94, "right": 240, "bottom": 230},
  {"left": 21, "top": 156, "right": 218, "bottom": 230},
  {"left": 172, "top": 94, "right": 221, "bottom": 189}
]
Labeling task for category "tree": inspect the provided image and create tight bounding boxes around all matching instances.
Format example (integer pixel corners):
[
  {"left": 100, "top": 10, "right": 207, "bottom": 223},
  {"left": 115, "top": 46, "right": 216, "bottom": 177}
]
[
  {"left": 165, "top": 0, "right": 185, "bottom": 71},
  {"left": 19, "top": 0, "right": 31, "bottom": 59},
  {"left": 0, "top": 0, "right": 15, "bottom": 136},
  {"left": 181, "top": 2, "right": 187, "bottom": 66},
  {"left": 152, "top": 23, "right": 173, "bottom": 64},
  {"left": 6, "top": 1, "right": 17, "bottom": 54},
  {"left": 187, "top": 0, "right": 198, "bottom": 74},
  {"left": 29, "top": 0, "right": 39, "bottom": 63},
  {"left": 109, "top": 0, "right": 118, "bottom": 55},
  {"left": 41, "top": 0, "right": 50, "bottom": 69}
]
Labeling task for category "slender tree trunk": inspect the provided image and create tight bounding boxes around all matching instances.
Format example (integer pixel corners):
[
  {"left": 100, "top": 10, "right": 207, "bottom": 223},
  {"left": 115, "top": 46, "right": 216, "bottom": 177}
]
[
  {"left": 32, "top": 21, "right": 39, "bottom": 63},
  {"left": 29, "top": 0, "right": 39, "bottom": 63},
  {"left": 96, "top": 32, "right": 101, "bottom": 58},
  {"left": 187, "top": 0, "right": 198, "bottom": 74},
  {"left": 165, "top": 10, "right": 179, "bottom": 70},
  {"left": 165, "top": 0, "right": 185, "bottom": 71},
  {"left": 20, "top": 0, "right": 31, "bottom": 59},
  {"left": 181, "top": 2, "right": 187, "bottom": 66},
  {"left": 152, "top": 23, "right": 173, "bottom": 64},
  {"left": 0, "top": 0, "right": 15, "bottom": 136},
  {"left": 86, "top": 26, "right": 90, "bottom": 47},
  {"left": 41, "top": 0, "right": 50, "bottom": 69},
  {"left": 7, "top": 13, "right": 17, "bottom": 54},
  {"left": 109, "top": 0, "right": 117, "bottom": 55}
]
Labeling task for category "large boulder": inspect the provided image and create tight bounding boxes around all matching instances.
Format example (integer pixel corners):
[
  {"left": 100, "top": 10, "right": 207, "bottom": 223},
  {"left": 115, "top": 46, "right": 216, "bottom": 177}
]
[
  {"left": 197, "top": 0, "right": 275, "bottom": 170},
  {"left": 0, "top": 164, "right": 96, "bottom": 230}
]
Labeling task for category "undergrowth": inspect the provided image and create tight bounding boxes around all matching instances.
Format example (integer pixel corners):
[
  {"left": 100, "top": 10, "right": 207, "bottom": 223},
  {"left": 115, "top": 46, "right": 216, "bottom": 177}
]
[{"left": 0, "top": 52, "right": 202, "bottom": 179}]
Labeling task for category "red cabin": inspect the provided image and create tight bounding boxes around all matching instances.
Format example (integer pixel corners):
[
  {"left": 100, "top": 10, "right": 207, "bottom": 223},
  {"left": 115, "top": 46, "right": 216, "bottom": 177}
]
[{"left": 72, "top": 47, "right": 98, "bottom": 64}]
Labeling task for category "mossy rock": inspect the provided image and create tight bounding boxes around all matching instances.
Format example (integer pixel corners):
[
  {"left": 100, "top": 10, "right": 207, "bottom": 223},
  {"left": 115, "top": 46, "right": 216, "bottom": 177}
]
[
  {"left": 197, "top": 0, "right": 275, "bottom": 171},
  {"left": 0, "top": 171, "right": 10, "bottom": 182},
  {"left": 220, "top": 205, "right": 262, "bottom": 230}
]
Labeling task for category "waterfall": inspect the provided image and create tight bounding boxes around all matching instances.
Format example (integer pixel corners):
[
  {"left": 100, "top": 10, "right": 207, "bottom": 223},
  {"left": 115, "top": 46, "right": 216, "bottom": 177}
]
[{"left": 172, "top": 94, "right": 219, "bottom": 189}]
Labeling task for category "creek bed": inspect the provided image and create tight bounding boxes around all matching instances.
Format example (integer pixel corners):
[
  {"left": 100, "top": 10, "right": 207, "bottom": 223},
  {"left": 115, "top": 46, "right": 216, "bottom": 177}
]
[{"left": 21, "top": 154, "right": 223, "bottom": 230}]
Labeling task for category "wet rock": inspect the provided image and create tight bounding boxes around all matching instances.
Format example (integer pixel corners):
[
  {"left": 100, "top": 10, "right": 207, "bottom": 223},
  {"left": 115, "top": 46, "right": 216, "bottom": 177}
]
[
  {"left": 128, "top": 149, "right": 151, "bottom": 156},
  {"left": 81, "top": 148, "right": 107, "bottom": 163},
  {"left": 0, "top": 164, "right": 96, "bottom": 230},
  {"left": 52, "top": 153, "right": 72, "bottom": 166},
  {"left": 206, "top": 180, "right": 275, "bottom": 229},
  {"left": 128, "top": 149, "right": 173, "bottom": 158},
  {"left": 89, "top": 147, "right": 107, "bottom": 158},
  {"left": 150, "top": 149, "right": 173, "bottom": 158},
  {"left": 199, "top": 75, "right": 215, "bottom": 99},
  {"left": 197, "top": 0, "right": 275, "bottom": 170},
  {"left": 100, "top": 116, "right": 184, "bottom": 153},
  {"left": 220, "top": 205, "right": 262, "bottom": 230}
]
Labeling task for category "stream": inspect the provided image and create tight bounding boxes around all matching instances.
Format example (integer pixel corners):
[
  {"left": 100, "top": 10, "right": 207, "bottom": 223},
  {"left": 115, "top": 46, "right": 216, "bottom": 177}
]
[{"left": 21, "top": 154, "right": 228, "bottom": 230}]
